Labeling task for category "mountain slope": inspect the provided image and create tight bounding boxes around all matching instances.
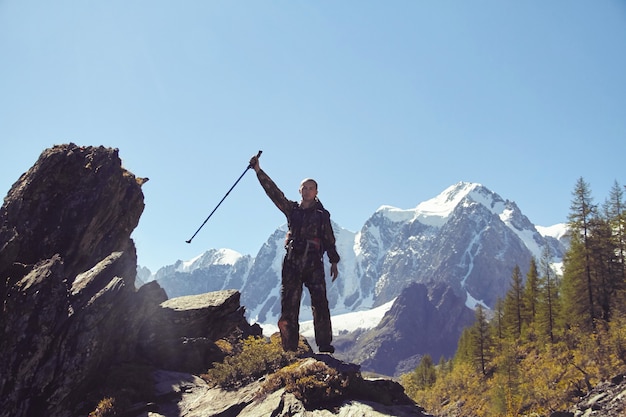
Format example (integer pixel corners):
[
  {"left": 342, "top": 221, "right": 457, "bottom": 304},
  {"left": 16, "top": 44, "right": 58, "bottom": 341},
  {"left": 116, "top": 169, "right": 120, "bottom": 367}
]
[{"left": 346, "top": 282, "right": 475, "bottom": 376}]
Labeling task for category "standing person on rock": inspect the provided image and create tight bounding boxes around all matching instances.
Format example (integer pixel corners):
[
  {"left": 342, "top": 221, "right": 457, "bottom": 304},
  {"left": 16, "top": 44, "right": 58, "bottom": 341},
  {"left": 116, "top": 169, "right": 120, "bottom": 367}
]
[{"left": 249, "top": 154, "right": 340, "bottom": 354}]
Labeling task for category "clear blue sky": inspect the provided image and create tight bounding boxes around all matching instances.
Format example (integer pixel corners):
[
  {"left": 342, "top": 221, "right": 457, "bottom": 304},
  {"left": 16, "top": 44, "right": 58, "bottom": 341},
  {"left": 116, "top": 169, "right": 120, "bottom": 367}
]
[{"left": 1, "top": 1, "right": 625, "bottom": 272}]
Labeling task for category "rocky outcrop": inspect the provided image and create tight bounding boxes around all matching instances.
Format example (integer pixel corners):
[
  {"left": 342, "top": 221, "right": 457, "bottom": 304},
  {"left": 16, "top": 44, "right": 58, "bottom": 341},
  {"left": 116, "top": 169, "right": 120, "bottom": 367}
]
[
  {"left": 139, "top": 290, "right": 262, "bottom": 374},
  {"left": 0, "top": 144, "right": 151, "bottom": 416},
  {"left": 554, "top": 373, "right": 626, "bottom": 417},
  {"left": 0, "top": 143, "right": 429, "bottom": 417},
  {"left": 148, "top": 353, "right": 430, "bottom": 417},
  {"left": 0, "top": 144, "right": 260, "bottom": 417}
]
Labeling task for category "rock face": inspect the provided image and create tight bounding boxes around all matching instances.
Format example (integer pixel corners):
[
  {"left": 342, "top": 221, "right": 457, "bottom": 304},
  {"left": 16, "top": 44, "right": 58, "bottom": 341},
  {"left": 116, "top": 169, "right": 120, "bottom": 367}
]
[
  {"left": 0, "top": 144, "right": 151, "bottom": 416},
  {"left": 0, "top": 144, "right": 259, "bottom": 417}
]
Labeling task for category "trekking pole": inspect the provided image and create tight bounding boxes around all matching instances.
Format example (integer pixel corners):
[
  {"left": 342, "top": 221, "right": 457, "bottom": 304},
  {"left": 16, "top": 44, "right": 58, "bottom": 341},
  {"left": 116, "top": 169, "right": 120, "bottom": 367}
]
[{"left": 185, "top": 150, "right": 262, "bottom": 244}]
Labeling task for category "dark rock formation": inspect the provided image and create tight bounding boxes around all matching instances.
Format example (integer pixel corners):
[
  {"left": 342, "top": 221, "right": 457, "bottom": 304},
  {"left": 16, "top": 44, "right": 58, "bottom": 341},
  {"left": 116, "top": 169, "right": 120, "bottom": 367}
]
[
  {"left": 0, "top": 144, "right": 153, "bottom": 416},
  {"left": 0, "top": 144, "right": 259, "bottom": 417},
  {"left": 139, "top": 290, "right": 262, "bottom": 374}
]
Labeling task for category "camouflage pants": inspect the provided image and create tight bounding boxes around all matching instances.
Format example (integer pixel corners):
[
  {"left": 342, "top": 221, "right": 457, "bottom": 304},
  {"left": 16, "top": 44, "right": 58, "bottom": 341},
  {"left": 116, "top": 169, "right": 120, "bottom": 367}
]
[{"left": 278, "top": 254, "right": 332, "bottom": 351}]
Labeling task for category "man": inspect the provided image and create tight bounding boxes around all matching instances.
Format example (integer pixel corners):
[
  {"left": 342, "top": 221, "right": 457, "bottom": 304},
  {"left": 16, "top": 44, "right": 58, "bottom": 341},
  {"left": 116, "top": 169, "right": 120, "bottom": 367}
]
[{"left": 249, "top": 154, "right": 340, "bottom": 353}]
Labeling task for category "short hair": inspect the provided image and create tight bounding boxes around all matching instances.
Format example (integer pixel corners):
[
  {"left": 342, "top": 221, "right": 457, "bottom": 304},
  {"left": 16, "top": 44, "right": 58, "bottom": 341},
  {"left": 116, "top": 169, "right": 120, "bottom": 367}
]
[{"left": 300, "top": 178, "right": 318, "bottom": 189}]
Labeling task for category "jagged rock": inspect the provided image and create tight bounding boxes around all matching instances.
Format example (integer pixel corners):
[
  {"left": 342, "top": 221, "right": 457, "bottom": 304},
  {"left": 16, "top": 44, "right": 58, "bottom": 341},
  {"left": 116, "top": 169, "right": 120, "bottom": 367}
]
[
  {"left": 0, "top": 144, "right": 144, "bottom": 289},
  {"left": 146, "top": 354, "right": 432, "bottom": 417},
  {"left": 0, "top": 144, "right": 157, "bottom": 417},
  {"left": 138, "top": 290, "right": 262, "bottom": 373},
  {"left": 0, "top": 144, "right": 259, "bottom": 417},
  {"left": 555, "top": 374, "right": 626, "bottom": 417},
  {"left": 0, "top": 143, "right": 433, "bottom": 417}
]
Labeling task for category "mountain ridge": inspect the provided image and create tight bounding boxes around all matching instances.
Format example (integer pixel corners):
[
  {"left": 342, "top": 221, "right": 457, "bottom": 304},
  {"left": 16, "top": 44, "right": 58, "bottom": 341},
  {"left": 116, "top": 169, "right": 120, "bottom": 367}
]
[
  {"left": 146, "top": 181, "right": 568, "bottom": 318},
  {"left": 145, "top": 181, "right": 569, "bottom": 375}
]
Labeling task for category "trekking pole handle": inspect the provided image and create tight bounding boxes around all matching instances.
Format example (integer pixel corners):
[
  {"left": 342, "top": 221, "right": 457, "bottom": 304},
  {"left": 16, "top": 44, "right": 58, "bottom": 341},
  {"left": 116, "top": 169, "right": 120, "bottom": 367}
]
[{"left": 249, "top": 150, "right": 263, "bottom": 168}]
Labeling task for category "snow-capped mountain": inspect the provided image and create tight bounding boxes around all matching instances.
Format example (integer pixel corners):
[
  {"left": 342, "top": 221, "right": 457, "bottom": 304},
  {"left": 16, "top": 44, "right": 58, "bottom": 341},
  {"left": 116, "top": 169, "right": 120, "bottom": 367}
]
[
  {"left": 150, "top": 182, "right": 568, "bottom": 324},
  {"left": 153, "top": 248, "right": 253, "bottom": 299}
]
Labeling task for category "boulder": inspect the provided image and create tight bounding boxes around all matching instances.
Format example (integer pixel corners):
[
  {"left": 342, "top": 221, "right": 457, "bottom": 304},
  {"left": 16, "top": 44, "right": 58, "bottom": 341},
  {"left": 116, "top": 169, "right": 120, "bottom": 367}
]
[
  {"left": 556, "top": 374, "right": 626, "bottom": 417},
  {"left": 138, "top": 290, "right": 262, "bottom": 373},
  {"left": 0, "top": 144, "right": 259, "bottom": 417}
]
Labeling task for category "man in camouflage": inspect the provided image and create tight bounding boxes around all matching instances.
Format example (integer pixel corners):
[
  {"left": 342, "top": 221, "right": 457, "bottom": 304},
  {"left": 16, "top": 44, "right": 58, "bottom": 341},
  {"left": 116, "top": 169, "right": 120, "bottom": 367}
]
[{"left": 249, "top": 154, "right": 340, "bottom": 353}]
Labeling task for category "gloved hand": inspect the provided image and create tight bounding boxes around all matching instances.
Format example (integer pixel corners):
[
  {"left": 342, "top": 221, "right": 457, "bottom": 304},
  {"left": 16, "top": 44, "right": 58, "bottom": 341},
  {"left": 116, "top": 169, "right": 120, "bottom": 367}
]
[{"left": 249, "top": 154, "right": 260, "bottom": 172}]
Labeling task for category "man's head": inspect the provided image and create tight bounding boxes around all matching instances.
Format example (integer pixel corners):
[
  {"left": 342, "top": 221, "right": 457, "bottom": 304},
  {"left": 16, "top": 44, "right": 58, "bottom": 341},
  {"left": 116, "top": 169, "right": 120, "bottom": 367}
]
[{"left": 299, "top": 178, "right": 318, "bottom": 204}]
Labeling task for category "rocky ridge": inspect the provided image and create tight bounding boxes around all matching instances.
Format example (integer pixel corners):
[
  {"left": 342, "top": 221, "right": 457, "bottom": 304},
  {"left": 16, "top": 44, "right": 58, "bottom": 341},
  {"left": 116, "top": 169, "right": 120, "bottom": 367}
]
[{"left": 0, "top": 144, "right": 429, "bottom": 417}]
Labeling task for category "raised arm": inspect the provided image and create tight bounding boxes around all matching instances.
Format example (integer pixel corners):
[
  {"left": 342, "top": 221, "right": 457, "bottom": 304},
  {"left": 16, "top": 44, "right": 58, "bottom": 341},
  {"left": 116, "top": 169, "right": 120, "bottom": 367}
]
[{"left": 249, "top": 154, "right": 293, "bottom": 216}]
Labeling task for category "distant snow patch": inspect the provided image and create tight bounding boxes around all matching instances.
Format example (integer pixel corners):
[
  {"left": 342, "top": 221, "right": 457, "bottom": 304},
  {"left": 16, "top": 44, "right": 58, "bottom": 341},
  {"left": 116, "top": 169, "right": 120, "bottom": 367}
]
[
  {"left": 213, "top": 248, "right": 243, "bottom": 265},
  {"left": 177, "top": 248, "right": 243, "bottom": 273},
  {"left": 301, "top": 298, "right": 396, "bottom": 338},
  {"left": 500, "top": 208, "right": 543, "bottom": 259},
  {"left": 258, "top": 299, "right": 396, "bottom": 339},
  {"left": 377, "top": 205, "right": 415, "bottom": 223},
  {"left": 536, "top": 223, "right": 568, "bottom": 240},
  {"left": 465, "top": 291, "right": 489, "bottom": 310},
  {"left": 179, "top": 253, "right": 204, "bottom": 272}
]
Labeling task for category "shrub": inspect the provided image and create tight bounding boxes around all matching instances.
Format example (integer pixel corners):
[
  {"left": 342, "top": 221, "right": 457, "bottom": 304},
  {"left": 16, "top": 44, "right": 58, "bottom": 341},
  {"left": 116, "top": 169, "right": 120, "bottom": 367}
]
[
  {"left": 201, "top": 334, "right": 309, "bottom": 389},
  {"left": 88, "top": 397, "right": 115, "bottom": 417},
  {"left": 260, "top": 359, "right": 349, "bottom": 409}
]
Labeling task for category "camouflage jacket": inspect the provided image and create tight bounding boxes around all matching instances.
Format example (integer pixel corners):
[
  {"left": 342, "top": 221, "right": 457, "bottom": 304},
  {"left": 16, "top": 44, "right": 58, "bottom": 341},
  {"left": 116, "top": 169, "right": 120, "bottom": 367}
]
[{"left": 256, "top": 169, "right": 340, "bottom": 264}]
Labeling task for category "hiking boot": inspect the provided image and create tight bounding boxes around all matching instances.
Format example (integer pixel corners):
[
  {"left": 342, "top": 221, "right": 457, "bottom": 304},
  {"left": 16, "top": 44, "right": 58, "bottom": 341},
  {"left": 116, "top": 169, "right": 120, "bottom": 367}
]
[{"left": 319, "top": 344, "right": 335, "bottom": 354}]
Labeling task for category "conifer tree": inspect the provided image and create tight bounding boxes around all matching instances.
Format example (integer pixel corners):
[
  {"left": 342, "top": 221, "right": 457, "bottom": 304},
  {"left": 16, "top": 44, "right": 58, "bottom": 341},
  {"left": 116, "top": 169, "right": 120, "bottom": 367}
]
[
  {"left": 454, "top": 327, "right": 473, "bottom": 365},
  {"left": 491, "top": 340, "right": 522, "bottom": 415},
  {"left": 492, "top": 298, "right": 505, "bottom": 344},
  {"left": 562, "top": 236, "right": 590, "bottom": 328},
  {"left": 605, "top": 181, "right": 626, "bottom": 312},
  {"left": 438, "top": 355, "right": 449, "bottom": 374},
  {"left": 523, "top": 257, "right": 540, "bottom": 326},
  {"left": 401, "top": 180, "right": 626, "bottom": 415},
  {"left": 605, "top": 181, "right": 625, "bottom": 263},
  {"left": 412, "top": 354, "right": 437, "bottom": 389},
  {"left": 562, "top": 177, "right": 597, "bottom": 330},
  {"left": 538, "top": 246, "right": 559, "bottom": 343},
  {"left": 589, "top": 211, "right": 619, "bottom": 322},
  {"left": 472, "top": 305, "right": 491, "bottom": 375},
  {"left": 503, "top": 265, "right": 525, "bottom": 339}
]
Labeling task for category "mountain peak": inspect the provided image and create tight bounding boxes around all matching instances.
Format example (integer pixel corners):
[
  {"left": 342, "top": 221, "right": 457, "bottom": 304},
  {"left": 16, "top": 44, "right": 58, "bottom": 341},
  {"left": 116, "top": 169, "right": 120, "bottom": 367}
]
[
  {"left": 414, "top": 181, "right": 493, "bottom": 227},
  {"left": 176, "top": 248, "right": 244, "bottom": 273},
  {"left": 373, "top": 182, "right": 489, "bottom": 228}
]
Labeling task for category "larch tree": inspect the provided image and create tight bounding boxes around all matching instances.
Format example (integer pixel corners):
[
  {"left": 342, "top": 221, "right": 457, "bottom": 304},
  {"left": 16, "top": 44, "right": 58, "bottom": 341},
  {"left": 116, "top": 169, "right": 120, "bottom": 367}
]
[
  {"left": 472, "top": 304, "right": 492, "bottom": 376},
  {"left": 523, "top": 257, "right": 540, "bottom": 326},
  {"left": 589, "top": 210, "right": 619, "bottom": 322},
  {"left": 605, "top": 181, "right": 626, "bottom": 312},
  {"left": 562, "top": 177, "right": 597, "bottom": 330},
  {"left": 538, "top": 246, "right": 559, "bottom": 343},
  {"left": 503, "top": 265, "right": 525, "bottom": 339}
]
